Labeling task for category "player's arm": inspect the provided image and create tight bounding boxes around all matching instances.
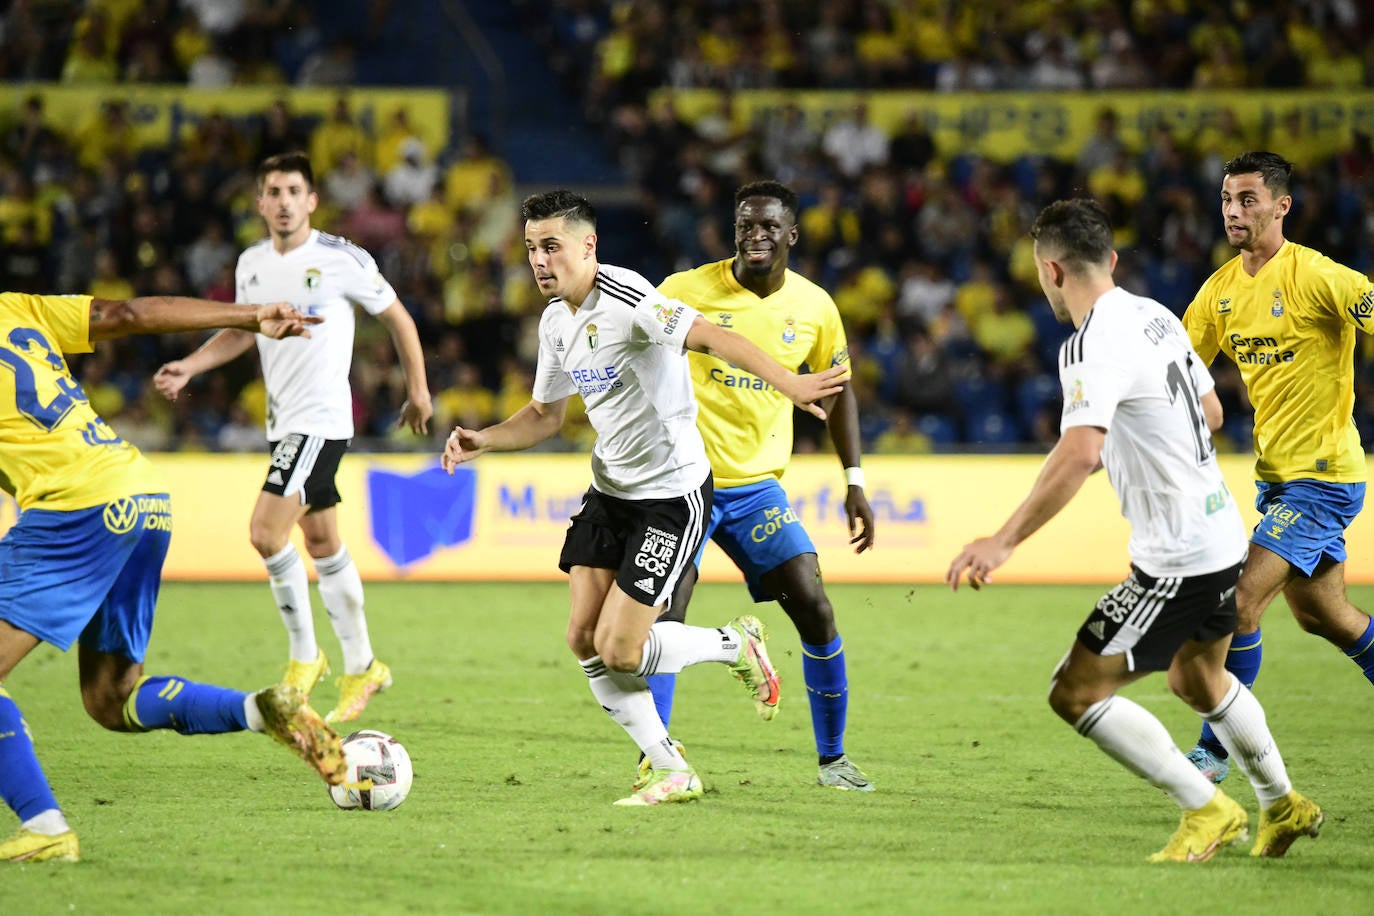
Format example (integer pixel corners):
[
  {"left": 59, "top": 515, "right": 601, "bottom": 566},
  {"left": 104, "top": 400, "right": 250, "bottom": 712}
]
[
  {"left": 1202, "top": 388, "right": 1223, "bottom": 433},
  {"left": 684, "top": 316, "right": 848, "bottom": 419},
  {"left": 375, "top": 299, "right": 434, "bottom": 435},
  {"left": 91, "top": 297, "right": 316, "bottom": 341},
  {"left": 826, "top": 382, "right": 875, "bottom": 552},
  {"left": 441, "top": 397, "right": 568, "bottom": 472},
  {"left": 945, "top": 424, "right": 1105, "bottom": 591},
  {"left": 1180, "top": 296, "right": 1221, "bottom": 365},
  {"left": 151, "top": 327, "right": 259, "bottom": 402}
]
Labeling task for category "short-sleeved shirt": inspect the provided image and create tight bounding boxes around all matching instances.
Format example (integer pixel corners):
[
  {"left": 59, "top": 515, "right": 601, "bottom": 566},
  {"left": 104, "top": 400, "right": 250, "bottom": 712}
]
[
  {"left": 533, "top": 263, "right": 709, "bottom": 500},
  {"left": 0, "top": 292, "right": 159, "bottom": 511},
  {"left": 236, "top": 229, "right": 397, "bottom": 440},
  {"left": 1182, "top": 241, "right": 1372, "bottom": 484},
  {"left": 658, "top": 259, "right": 849, "bottom": 488},
  {"left": 1060, "top": 287, "right": 1247, "bottom": 577}
]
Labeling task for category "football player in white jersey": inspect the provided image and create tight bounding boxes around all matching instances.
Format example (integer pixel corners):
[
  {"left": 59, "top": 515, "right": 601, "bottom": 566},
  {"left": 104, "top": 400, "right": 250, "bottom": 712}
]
[
  {"left": 441, "top": 190, "right": 848, "bottom": 806},
  {"left": 154, "top": 152, "right": 432, "bottom": 725},
  {"left": 946, "top": 199, "right": 1321, "bottom": 862}
]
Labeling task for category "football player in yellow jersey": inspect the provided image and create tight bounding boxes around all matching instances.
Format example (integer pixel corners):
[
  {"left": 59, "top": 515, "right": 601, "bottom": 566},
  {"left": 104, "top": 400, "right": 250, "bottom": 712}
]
[
  {"left": 1181, "top": 151, "right": 1374, "bottom": 785},
  {"left": 651, "top": 181, "right": 877, "bottom": 791},
  {"left": 0, "top": 292, "right": 345, "bottom": 865}
]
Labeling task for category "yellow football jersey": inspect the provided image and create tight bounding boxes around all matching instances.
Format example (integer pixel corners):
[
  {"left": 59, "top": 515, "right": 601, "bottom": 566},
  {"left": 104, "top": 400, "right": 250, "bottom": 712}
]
[
  {"left": 0, "top": 292, "right": 160, "bottom": 510},
  {"left": 658, "top": 259, "right": 849, "bottom": 488},
  {"left": 1182, "top": 242, "right": 1374, "bottom": 483}
]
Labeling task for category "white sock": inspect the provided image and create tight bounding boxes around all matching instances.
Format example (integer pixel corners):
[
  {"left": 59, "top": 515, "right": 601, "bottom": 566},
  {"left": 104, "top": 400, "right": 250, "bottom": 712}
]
[
  {"left": 243, "top": 694, "right": 264, "bottom": 733},
  {"left": 634, "top": 621, "right": 741, "bottom": 676},
  {"left": 581, "top": 655, "right": 688, "bottom": 771},
  {"left": 1075, "top": 695, "right": 1216, "bottom": 810},
  {"left": 1203, "top": 674, "right": 1292, "bottom": 807},
  {"left": 21, "top": 809, "right": 70, "bottom": 836},
  {"left": 264, "top": 544, "right": 317, "bottom": 662},
  {"left": 315, "top": 545, "right": 373, "bottom": 675}
]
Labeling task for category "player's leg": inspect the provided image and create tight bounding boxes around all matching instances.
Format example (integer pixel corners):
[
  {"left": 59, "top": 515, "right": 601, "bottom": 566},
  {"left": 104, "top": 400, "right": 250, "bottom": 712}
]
[
  {"left": 0, "top": 502, "right": 151, "bottom": 863},
  {"left": 1188, "top": 545, "right": 1288, "bottom": 779},
  {"left": 0, "top": 620, "right": 74, "bottom": 863},
  {"left": 1065, "top": 567, "right": 1249, "bottom": 862},
  {"left": 253, "top": 435, "right": 324, "bottom": 694},
  {"left": 1285, "top": 557, "right": 1374, "bottom": 683},
  {"left": 78, "top": 501, "right": 345, "bottom": 784}
]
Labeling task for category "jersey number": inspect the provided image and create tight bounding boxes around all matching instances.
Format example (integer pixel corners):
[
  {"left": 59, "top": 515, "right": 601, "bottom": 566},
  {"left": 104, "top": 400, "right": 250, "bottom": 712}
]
[
  {"left": 0, "top": 328, "right": 84, "bottom": 431},
  {"left": 1165, "top": 355, "right": 1214, "bottom": 465}
]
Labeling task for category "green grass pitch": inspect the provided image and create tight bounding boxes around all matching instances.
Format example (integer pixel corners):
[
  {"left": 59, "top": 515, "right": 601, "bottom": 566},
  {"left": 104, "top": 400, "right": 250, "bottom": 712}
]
[{"left": 8, "top": 581, "right": 1374, "bottom": 914}]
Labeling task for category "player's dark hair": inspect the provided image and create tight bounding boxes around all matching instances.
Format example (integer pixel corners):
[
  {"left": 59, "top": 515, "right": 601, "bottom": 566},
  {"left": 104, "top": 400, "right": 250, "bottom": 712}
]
[
  {"left": 1029, "top": 198, "right": 1114, "bottom": 272},
  {"left": 257, "top": 152, "right": 314, "bottom": 192},
  {"left": 521, "top": 189, "right": 597, "bottom": 229},
  {"left": 1222, "top": 151, "right": 1293, "bottom": 196},
  {"left": 735, "top": 180, "right": 799, "bottom": 218}
]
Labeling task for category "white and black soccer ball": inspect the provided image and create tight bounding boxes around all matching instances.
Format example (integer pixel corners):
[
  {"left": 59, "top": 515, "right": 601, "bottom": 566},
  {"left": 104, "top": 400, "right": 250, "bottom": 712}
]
[{"left": 328, "top": 729, "right": 413, "bottom": 811}]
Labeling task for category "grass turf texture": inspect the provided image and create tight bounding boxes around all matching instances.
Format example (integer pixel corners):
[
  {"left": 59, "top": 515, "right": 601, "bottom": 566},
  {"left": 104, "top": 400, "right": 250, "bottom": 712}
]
[{"left": 8, "top": 581, "right": 1374, "bottom": 914}]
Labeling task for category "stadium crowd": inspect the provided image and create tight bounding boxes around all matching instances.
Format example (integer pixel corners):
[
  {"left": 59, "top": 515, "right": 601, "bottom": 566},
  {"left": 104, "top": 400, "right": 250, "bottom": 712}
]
[{"left": 1, "top": 0, "right": 1373, "bottom": 454}]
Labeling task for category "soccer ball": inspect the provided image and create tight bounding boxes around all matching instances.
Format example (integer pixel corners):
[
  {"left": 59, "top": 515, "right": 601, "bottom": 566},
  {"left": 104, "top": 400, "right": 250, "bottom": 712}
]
[{"left": 328, "top": 729, "right": 413, "bottom": 811}]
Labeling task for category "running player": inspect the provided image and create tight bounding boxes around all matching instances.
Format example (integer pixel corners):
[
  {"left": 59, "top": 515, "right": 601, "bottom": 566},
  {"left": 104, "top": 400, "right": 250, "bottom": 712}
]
[
  {"left": 441, "top": 189, "right": 848, "bottom": 806},
  {"left": 651, "top": 180, "right": 876, "bottom": 791},
  {"left": 947, "top": 198, "right": 1321, "bottom": 862},
  {"left": 1179, "top": 151, "right": 1374, "bottom": 783}
]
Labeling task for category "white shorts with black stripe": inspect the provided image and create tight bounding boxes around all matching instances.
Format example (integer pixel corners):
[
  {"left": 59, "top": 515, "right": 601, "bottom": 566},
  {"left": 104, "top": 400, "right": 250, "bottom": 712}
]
[
  {"left": 1077, "top": 561, "right": 1242, "bottom": 672},
  {"left": 262, "top": 434, "right": 349, "bottom": 509},
  {"left": 558, "top": 474, "right": 712, "bottom": 608}
]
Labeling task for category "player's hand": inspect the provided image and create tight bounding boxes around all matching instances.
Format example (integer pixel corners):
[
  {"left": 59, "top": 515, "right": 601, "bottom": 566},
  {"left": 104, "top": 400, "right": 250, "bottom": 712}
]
[
  {"left": 153, "top": 361, "right": 191, "bottom": 401},
  {"left": 441, "top": 426, "right": 488, "bottom": 472},
  {"left": 784, "top": 365, "right": 850, "bottom": 420},
  {"left": 399, "top": 392, "right": 433, "bottom": 435},
  {"left": 945, "top": 536, "right": 1013, "bottom": 591},
  {"left": 846, "top": 487, "right": 875, "bottom": 552},
  {"left": 255, "top": 302, "right": 322, "bottom": 339}
]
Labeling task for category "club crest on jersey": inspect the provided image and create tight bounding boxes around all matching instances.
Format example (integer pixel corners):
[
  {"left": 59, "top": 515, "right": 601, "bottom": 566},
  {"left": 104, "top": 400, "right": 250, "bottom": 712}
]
[
  {"left": 1217, "top": 298, "right": 1231, "bottom": 314},
  {"left": 103, "top": 497, "right": 139, "bottom": 535},
  {"left": 586, "top": 323, "right": 598, "bottom": 350},
  {"left": 781, "top": 318, "right": 796, "bottom": 343},
  {"left": 1271, "top": 289, "right": 1284, "bottom": 317},
  {"left": 304, "top": 268, "right": 322, "bottom": 290}
]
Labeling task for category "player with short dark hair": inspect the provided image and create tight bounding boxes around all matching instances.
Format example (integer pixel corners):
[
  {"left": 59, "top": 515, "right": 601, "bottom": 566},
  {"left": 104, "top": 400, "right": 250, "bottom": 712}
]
[
  {"left": 155, "top": 152, "right": 432, "bottom": 725},
  {"left": 441, "top": 189, "right": 848, "bottom": 806},
  {"left": 947, "top": 198, "right": 1321, "bottom": 862},
  {"left": 1179, "top": 151, "right": 1374, "bottom": 784},
  {"left": 649, "top": 179, "right": 876, "bottom": 792},
  {"left": 0, "top": 291, "right": 343, "bottom": 864}
]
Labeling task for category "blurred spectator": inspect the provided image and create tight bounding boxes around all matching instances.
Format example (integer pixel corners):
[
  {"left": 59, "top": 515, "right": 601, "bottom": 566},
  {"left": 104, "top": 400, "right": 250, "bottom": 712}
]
[
  {"left": 384, "top": 138, "right": 439, "bottom": 209},
  {"left": 324, "top": 150, "right": 376, "bottom": 212},
  {"left": 821, "top": 102, "right": 888, "bottom": 184}
]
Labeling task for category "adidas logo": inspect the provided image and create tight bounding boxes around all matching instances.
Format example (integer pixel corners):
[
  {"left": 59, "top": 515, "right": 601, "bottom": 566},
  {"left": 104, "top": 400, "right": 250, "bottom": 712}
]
[
  {"left": 1086, "top": 619, "right": 1106, "bottom": 640},
  {"left": 267, "top": 469, "right": 285, "bottom": 485},
  {"left": 248, "top": 274, "right": 259, "bottom": 285},
  {"left": 633, "top": 577, "right": 654, "bottom": 594}
]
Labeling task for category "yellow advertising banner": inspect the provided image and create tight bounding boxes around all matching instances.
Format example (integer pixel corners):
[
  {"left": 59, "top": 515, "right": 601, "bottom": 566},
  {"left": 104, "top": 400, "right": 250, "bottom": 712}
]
[
  {"left": 656, "top": 88, "right": 1374, "bottom": 164},
  {"left": 0, "top": 83, "right": 451, "bottom": 155},
  {"left": 0, "top": 453, "right": 1367, "bottom": 585}
]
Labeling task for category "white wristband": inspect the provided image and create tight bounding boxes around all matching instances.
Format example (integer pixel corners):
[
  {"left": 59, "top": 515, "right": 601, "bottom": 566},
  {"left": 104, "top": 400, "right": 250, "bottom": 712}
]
[{"left": 844, "top": 467, "right": 866, "bottom": 489}]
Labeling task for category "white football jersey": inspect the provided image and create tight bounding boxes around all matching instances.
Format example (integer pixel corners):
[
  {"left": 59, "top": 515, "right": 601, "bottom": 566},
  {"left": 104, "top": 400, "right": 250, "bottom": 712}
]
[
  {"left": 235, "top": 230, "right": 396, "bottom": 440},
  {"left": 1058, "top": 286, "right": 1247, "bottom": 576},
  {"left": 533, "top": 263, "right": 710, "bottom": 499}
]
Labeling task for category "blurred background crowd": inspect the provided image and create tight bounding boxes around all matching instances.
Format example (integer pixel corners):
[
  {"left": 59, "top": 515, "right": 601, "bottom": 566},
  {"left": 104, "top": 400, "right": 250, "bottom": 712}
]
[{"left": 2, "top": 0, "right": 1373, "bottom": 456}]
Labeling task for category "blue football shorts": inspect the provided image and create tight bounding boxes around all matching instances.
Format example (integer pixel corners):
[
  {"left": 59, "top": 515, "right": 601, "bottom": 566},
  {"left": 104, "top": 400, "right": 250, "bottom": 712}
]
[
  {"left": 694, "top": 479, "right": 817, "bottom": 602},
  {"left": 0, "top": 494, "right": 173, "bottom": 660},
  {"left": 1251, "top": 479, "right": 1365, "bottom": 575}
]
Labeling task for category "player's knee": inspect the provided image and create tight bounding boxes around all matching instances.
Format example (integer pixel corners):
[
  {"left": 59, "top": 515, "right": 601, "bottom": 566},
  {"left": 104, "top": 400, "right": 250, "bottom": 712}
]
[
  {"left": 566, "top": 626, "right": 596, "bottom": 660},
  {"left": 81, "top": 688, "right": 130, "bottom": 731},
  {"left": 598, "top": 640, "right": 643, "bottom": 673},
  {"left": 1046, "top": 678, "right": 1094, "bottom": 724},
  {"left": 248, "top": 526, "right": 286, "bottom": 558}
]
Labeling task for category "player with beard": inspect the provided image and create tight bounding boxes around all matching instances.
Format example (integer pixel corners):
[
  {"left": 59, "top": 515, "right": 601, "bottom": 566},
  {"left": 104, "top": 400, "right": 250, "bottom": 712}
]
[{"left": 1179, "top": 152, "right": 1374, "bottom": 784}]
